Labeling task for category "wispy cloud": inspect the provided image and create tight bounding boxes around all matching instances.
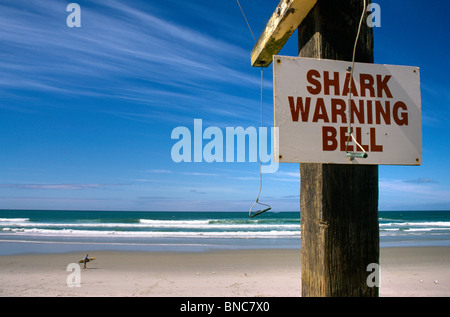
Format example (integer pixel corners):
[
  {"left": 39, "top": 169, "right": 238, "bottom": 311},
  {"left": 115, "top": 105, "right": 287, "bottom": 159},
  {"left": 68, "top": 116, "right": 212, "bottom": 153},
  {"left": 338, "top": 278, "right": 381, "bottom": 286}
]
[
  {"left": 267, "top": 171, "right": 300, "bottom": 182},
  {"left": 379, "top": 178, "right": 450, "bottom": 203},
  {"left": 0, "top": 183, "right": 127, "bottom": 190},
  {"left": 147, "top": 169, "right": 173, "bottom": 174},
  {"left": 0, "top": 0, "right": 259, "bottom": 122},
  {"left": 146, "top": 169, "right": 219, "bottom": 177},
  {"left": 403, "top": 178, "right": 439, "bottom": 184}
]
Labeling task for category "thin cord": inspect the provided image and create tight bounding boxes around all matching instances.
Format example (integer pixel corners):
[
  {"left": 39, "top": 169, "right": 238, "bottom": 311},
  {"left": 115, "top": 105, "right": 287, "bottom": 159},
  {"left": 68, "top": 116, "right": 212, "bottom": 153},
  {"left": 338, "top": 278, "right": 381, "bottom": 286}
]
[
  {"left": 249, "top": 59, "right": 271, "bottom": 218},
  {"left": 345, "top": 0, "right": 368, "bottom": 157},
  {"left": 256, "top": 68, "right": 264, "bottom": 202},
  {"left": 236, "top": 0, "right": 257, "bottom": 43},
  {"left": 235, "top": 0, "right": 270, "bottom": 217}
]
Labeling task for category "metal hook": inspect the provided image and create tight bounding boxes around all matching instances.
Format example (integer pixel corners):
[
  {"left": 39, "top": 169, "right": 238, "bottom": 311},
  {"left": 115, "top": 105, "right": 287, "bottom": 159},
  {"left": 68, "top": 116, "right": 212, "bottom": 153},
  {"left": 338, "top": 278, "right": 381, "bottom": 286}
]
[
  {"left": 249, "top": 199, "right": 271, "bottom": 218},
  {"left": 345, "top": 127, "right": 368, "bottom": 161},
  {"left": 346, "top": 152, "right": 368, "bottom": 160}
]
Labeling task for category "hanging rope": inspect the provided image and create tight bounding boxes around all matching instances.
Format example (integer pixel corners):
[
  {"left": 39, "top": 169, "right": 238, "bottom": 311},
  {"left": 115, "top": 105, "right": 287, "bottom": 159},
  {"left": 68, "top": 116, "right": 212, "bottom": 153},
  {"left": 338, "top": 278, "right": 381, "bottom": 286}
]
[
  {"left": 249, "top": 68, "right": 271, "bottom": 218},
  {"left": 236, "top": 0, "right": 271, "bottom": 218},
  {"left": 345, "top": 0, "right": 369, "bottom": 161},
  {"left": 236, "top": 0, "right": 256, "bottom": 43}
]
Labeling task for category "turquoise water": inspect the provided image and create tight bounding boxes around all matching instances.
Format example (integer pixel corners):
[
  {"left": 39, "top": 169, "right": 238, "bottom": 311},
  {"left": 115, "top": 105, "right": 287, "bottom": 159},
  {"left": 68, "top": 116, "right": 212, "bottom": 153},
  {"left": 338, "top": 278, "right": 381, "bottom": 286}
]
[{"left": 1, "top": 210, "right": 449, "bottom": 255}]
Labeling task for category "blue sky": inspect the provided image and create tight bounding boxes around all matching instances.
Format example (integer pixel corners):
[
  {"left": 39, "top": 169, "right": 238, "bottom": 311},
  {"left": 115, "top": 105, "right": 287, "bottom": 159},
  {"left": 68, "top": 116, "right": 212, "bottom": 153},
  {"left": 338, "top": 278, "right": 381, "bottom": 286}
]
[{"left": 0, "top": 0, "right": 449, "bottom": 212}]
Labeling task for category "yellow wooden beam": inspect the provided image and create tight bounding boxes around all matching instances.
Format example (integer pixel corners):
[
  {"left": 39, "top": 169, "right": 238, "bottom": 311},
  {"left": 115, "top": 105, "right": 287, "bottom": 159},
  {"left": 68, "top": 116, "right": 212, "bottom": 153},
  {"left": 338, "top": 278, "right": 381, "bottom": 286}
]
[{"left": 251, "top": 0, "right": 317, "bottom": 67}]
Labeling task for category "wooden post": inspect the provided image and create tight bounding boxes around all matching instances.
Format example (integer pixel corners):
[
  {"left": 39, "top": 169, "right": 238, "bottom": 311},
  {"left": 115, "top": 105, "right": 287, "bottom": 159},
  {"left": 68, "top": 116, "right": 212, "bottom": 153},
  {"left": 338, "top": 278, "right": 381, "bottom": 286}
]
[
  {"left": 250, "top": 0, "right": 380, "bottom": 296},
  {"left": 298, "top": 0, "right": 379, "bottom": 297}
]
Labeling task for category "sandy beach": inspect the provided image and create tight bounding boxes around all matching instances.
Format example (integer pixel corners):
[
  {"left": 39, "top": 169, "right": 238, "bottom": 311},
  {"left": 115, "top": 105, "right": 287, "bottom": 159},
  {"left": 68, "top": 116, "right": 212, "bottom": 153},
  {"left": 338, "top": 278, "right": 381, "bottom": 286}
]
[{"left": 0, "top": 247, "right": 449, "bottom": 297}]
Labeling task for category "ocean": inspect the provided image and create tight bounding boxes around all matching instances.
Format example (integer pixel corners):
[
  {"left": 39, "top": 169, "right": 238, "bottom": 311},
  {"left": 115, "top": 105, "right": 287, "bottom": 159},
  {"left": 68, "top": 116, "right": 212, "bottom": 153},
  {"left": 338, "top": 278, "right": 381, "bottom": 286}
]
[{"left": 1, "top": 210, "right": 450, "bottom": 255}]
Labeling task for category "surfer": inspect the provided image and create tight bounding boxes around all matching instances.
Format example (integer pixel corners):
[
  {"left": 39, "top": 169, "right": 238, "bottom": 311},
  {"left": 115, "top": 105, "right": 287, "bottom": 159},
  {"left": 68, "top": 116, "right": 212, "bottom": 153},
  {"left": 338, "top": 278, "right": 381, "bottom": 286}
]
[{"left": 84, "top": 254, "right": 89, "bottom": 269}]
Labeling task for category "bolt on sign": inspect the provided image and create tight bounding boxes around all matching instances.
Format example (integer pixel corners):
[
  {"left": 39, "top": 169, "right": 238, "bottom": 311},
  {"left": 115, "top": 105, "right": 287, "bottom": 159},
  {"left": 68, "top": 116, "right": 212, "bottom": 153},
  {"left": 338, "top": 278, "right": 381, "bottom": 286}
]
[{"left": 273, "top": 56, "right": 422, "bottom": 165}]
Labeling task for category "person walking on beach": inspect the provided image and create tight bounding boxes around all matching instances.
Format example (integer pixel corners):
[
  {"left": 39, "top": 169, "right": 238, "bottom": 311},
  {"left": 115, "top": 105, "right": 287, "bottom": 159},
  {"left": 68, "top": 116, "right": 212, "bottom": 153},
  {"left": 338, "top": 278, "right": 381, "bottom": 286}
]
[{"left": 84, "top": 254, "right": 89, "bottom": 269}]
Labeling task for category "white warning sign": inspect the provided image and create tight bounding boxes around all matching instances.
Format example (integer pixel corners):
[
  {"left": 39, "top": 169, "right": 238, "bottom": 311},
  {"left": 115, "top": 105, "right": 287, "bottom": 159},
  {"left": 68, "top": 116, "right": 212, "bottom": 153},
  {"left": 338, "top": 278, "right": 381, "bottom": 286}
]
[{"left": 273, "top": 56, "right": 422, "bottom": 165}]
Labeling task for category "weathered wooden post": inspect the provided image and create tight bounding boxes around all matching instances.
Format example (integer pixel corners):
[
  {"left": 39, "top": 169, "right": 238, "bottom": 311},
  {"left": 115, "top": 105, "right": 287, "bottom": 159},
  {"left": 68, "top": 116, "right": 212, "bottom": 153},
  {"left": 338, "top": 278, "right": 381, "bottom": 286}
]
[
  {"left": 251, "top": 0, "right": 379, "bottom": 297},
  {"left": 297, "top": 0, "right": 379, "bottom": 297}
]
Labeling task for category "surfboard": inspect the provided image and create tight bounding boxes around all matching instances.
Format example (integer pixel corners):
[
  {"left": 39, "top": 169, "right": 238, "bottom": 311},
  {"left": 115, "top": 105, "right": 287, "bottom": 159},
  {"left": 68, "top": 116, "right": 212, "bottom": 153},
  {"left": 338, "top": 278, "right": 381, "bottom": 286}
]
[{"left": 79, "top": 257, "right": 96, "bottom": 263}]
